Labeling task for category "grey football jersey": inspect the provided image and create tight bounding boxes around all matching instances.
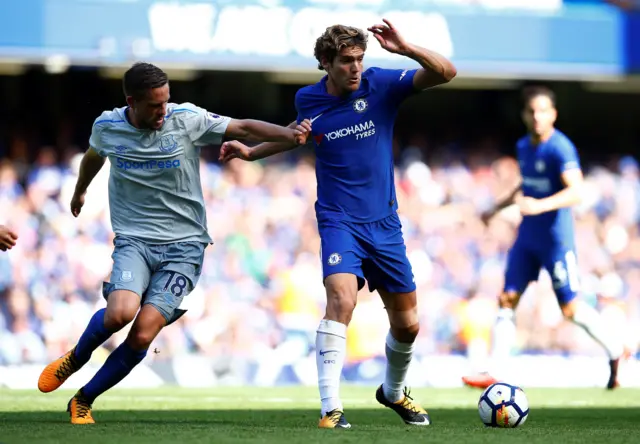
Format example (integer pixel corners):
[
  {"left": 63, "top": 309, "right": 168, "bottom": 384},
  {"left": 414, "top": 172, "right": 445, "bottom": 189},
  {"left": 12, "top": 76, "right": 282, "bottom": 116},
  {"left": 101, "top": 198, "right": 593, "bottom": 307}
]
[{"left": 89, "top": 102, "right": 230, "bottom": 244}]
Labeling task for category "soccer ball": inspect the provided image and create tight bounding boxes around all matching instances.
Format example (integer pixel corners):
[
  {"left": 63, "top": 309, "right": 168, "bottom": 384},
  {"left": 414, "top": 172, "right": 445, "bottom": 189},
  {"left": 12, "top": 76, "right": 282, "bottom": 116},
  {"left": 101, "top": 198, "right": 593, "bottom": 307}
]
[{"left": 478, "top": 382, "right": 529, "bottom": 428}]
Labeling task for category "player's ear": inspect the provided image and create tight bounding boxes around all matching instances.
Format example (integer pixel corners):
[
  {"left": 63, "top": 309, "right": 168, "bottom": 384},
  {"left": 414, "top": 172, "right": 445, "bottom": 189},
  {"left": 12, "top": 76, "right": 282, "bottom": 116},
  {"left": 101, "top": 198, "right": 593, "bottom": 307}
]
[
  {"left": 321, "top": 56, "right": 331, "bottom": 71},
  {"left": 125, "top": 95, "right": 135, "bottom": 109}
]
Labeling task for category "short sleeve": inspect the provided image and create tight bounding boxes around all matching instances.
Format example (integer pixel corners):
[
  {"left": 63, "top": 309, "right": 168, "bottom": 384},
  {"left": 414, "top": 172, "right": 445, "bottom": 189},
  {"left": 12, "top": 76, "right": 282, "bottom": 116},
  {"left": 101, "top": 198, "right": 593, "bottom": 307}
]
[
  {"left": 89, "top": 120, "right": 107, "bottom": 157},
  {"left": 368, "top": 67, "right": 418, "bottom": 103},
  {"left": 176, "top": 103, "right": 232, "bottom": 146},
  {"left": 555, "top": 138, "right": 581, "bottom": 173}
]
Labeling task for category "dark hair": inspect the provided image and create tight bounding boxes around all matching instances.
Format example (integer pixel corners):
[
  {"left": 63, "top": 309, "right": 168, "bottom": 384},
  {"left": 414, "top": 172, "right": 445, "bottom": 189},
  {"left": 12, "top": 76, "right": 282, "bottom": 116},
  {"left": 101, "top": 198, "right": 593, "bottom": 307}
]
[
  {"left": 314, "top": 25, "right": 368, "bottom": 70},
  {"left": 522, "top": 85, "right": 556, "bottom": 107},
  {"left": 123, "top": 62, "right": 168, "bottom": 100}
]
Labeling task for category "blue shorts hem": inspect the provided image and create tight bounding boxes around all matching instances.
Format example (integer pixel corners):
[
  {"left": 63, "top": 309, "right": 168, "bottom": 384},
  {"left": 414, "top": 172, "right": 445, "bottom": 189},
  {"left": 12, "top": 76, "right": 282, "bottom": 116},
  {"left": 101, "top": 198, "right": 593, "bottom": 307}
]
[{"left": 323, "top": 270, "right": 366, "bottom": 291}]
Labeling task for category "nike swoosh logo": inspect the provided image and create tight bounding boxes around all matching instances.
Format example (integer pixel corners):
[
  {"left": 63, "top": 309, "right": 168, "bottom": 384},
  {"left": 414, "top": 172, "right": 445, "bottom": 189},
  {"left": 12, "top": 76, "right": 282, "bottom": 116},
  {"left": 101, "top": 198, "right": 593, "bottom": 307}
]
[
  {"left": 319, "top": 349, "right": 339, "bottom": 356},
  {"left": 310, "top": 113, "right": 323, "bottom": 123}
]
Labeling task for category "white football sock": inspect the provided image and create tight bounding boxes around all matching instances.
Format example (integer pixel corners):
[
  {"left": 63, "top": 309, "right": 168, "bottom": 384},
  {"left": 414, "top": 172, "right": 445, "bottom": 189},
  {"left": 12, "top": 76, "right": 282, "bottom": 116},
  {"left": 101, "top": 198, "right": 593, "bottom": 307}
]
[
  {"left": 383, "top": 330, "right": 414, "bottom": 403},
  {"left": 316, "top": 319, "right": 347, "bottom": 416},
  {"left": 488, "top": 308, "right": 517, "bottom": 380},
  {"left": 572, "top": 302, "right": 623, "bottom": 360},
  {"left": 492, "top": 308, "right": 517, "bottom": 360}
]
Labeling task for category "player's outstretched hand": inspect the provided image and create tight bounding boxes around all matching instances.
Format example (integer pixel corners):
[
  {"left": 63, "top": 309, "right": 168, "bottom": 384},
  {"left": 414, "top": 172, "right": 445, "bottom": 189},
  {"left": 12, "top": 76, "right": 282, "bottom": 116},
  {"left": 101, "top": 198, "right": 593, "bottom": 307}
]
[
  {"left": 70, "top": 192, "right": 85, "bottom": 218},
  {"left": 0, "top": 225, "right": 18, "bottom": 251},
  {"left": 515, "top": 195, "right": 545, "bottom": 216},
  {"left": 293, "top": 119, "right": 312, "bottom": 145},
  {"left": 219, "top": 140, "right": 252, "bottom": 163},
  {"left": 367, "top": 19, "right": 409, "bottom": 55}
]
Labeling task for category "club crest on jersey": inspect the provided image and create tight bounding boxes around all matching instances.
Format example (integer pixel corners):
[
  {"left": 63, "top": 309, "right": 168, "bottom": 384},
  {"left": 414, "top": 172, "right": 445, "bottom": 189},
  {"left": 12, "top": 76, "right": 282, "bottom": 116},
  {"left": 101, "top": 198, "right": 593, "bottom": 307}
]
[
  {"left": 353, "top": 98, "right": 368, "bottom": 113},
  {"left": 120, "top": 270, "right": 133, "bottom": 282},
  {"left": 535, "top": 160, "right": 545, "bottom": 172},
  {"left": 327, "top": 253, "right": 342, "bottom": 266},
  {"left": 159, "top": 134, "right": 178, "bottom": 153}
]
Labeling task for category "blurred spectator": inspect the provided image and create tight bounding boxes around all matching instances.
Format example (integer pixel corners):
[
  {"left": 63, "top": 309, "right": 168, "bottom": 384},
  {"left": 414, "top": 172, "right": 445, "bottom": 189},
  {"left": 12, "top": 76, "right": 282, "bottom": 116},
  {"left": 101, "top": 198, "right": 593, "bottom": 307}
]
[{"left": 0, "top": 135, "right": 638, "bottom": 369}]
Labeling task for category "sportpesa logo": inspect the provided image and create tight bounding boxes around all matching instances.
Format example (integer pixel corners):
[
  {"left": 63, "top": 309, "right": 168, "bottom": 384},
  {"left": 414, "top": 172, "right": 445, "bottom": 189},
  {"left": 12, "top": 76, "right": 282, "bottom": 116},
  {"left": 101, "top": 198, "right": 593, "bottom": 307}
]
[{"left": 116, "top": 158, "right": 181, "bottom": 170}]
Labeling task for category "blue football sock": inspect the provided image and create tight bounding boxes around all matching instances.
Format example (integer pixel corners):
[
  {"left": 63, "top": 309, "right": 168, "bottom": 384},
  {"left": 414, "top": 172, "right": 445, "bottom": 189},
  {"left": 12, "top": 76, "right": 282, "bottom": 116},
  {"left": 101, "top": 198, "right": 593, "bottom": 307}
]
[
  {"left": 74, "top": 308, "right": 113, "bottom": 366},
  {"left": 81, "top": 342, "right": 147, "bottom": 403}
]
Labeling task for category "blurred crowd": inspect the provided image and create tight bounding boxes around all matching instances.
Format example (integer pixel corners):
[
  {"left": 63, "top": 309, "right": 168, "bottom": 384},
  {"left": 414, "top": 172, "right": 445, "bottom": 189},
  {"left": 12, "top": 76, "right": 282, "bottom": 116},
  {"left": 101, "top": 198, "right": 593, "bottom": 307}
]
[{"left": 0, "top": 137, "right": 639, "bottom": 370}]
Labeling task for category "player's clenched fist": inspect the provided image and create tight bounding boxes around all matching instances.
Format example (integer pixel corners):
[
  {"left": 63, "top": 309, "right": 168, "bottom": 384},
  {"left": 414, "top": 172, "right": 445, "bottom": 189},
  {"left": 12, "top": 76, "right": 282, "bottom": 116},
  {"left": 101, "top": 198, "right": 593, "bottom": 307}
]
[
  {"left": 70, "top": 192, "right": 86, "bottom": 218},
  {"left": 293, "top": 119, "right": 312, "bottom": 145},
  {"left": 219, "top": 140, "right": 252, "bottom": 163},
  {"left": 0, "top": 225, "right": 18, "bottom": 251}
]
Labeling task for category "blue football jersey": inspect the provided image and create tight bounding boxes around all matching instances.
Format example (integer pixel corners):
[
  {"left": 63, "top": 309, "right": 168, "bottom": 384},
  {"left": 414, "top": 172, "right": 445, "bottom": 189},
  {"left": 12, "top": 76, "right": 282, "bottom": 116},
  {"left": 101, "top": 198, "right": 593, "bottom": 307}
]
[
  {"left": 295, "top": 67, "right": 418, "bottom": 223},
  {"left": 516, "top": 129, "right": 581, "bottom": 246}
]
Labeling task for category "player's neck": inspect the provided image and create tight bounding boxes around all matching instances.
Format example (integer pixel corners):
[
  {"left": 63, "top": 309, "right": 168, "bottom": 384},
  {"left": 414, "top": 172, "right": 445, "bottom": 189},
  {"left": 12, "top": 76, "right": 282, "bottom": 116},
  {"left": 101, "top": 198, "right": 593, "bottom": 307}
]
[
  {"left": 530, "top": 128, "right": 555, "bottom": 145},
  {"left": 325, "top": 77, "right": 348, "bottom": 97},
  {"left": 125, "top": 107, "right": 142, "bottom": 130}
]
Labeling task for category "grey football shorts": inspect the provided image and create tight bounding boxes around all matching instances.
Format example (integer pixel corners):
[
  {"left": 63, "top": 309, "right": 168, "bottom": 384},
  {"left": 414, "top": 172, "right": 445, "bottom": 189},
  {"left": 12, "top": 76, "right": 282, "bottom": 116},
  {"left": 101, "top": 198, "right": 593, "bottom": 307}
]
[{"left": 102, "top": 235, "right": 207, "bottom": 325}]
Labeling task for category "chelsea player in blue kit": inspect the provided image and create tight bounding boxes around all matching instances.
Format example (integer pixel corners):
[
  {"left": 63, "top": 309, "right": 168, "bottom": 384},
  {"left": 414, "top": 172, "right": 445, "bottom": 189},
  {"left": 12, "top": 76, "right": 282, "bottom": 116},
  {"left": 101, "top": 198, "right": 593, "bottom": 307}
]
[
  {"left": 220, "top": 21, "right": 456, "bottom": 428},
  {"left": 463, "top": 86, "right": 624, "bottom": 390}
]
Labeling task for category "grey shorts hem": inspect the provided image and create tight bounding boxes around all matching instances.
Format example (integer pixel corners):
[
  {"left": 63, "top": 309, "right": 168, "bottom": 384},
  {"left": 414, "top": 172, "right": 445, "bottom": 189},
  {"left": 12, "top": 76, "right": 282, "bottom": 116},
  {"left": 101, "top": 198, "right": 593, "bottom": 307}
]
[
  {"left": 143, "top": 301, "right": 188, "bottom": 325},
  {"left": 102, "top": 282, "right": 143, "bottom": 300},
  {"left": 144, "top": 300, "right": 172, "bottom": 323}
]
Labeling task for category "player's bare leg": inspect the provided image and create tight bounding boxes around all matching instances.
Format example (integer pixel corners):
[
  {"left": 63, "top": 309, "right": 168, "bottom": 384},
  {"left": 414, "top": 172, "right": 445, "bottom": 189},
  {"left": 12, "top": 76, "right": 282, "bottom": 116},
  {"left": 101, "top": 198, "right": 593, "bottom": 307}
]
[
  {"left": 561, "top": 300, "right": 624, "bottom": 389},
  {"left": 375, "top": 289, "right": 430, "bottom": 426},
  {"left": 317, "top": 273, "right": 358, "bottom": 429},
  {"left": 69, "top": 304, "right": 165, "bottom": 424},
  {"left": 462, "top": 290, "right": 522, "bottom": 389},
  {"left": 38, "top": 289, "right": 139, "bottom": 394}
]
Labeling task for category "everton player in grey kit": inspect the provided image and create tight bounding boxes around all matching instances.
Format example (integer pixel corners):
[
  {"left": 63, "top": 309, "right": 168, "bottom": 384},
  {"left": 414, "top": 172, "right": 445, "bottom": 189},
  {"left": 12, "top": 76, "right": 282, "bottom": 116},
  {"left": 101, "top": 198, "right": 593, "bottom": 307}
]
[
  {"left": 220, "top": 20, "right": 456, "bottom": 428},
  {"left": 37, "top": 62, "right": 311, "bottom": 424}
]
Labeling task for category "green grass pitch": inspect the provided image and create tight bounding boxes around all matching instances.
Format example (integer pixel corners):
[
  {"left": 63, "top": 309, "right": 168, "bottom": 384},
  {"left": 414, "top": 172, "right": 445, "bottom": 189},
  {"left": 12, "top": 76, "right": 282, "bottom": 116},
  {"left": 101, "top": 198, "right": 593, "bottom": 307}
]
[{"left": 2, "top": 386, "right": 640, "bottom": 443}]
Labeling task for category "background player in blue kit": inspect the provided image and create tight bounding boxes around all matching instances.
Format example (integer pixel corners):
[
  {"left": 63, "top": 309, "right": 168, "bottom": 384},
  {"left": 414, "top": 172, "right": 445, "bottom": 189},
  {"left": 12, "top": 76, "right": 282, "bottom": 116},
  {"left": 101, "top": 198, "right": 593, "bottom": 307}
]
[
  {"left": 220, "top": 20, "right": 456, "bottom": 428},
  {"left": 463, "top": 86, "right": 625, "bottom": 390},
  {"left": 37, "top": 62, "right": 311, "bottom": 424}
]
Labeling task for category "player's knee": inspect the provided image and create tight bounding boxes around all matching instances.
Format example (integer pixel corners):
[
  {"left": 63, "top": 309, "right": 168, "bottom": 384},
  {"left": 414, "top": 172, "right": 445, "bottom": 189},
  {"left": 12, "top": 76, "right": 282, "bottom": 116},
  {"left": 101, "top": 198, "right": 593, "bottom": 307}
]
[
  {"left": 326, "top": 293, "right": 357, "bottom": 324},
  {"left": 386, "top": 302, "right": 419, "bottom": 342},
  {"left": 390, "top": 322, "right": 420, "bottom": 344},
  {"left": 325, "top": 277, "right": 358, "bottom": 324},
  {"left": 104, "top": 292, "right": 139, "bottom": 331},
  {"left": 126, "top": 328, "right": 156, "bottom": 351},
  {"left": 126, "top": 305, "right": 167, "bottom": 351},
  {"left": 498, "top": 291, "right": 519, "bottom": 309}
]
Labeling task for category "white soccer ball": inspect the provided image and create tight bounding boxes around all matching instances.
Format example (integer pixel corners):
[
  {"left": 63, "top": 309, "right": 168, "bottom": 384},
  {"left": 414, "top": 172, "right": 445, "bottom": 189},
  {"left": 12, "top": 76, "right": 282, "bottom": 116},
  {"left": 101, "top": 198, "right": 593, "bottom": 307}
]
[{"left": 478, "top": 382, "right": 529, "bottom": 428}]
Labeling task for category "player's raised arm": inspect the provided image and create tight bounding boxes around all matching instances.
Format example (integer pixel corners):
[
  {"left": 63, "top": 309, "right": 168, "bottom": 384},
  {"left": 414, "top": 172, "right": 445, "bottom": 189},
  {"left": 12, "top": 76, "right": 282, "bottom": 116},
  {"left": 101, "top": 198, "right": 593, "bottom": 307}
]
[
  {"left": 71, "top": 147, "right": 106, "bottom": 217},
  {"left": 219, "top": 119, "right": 312, "bottom": 162},
  {"left": 368, "top": 18, "right": 456, "bottom": 90}
]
